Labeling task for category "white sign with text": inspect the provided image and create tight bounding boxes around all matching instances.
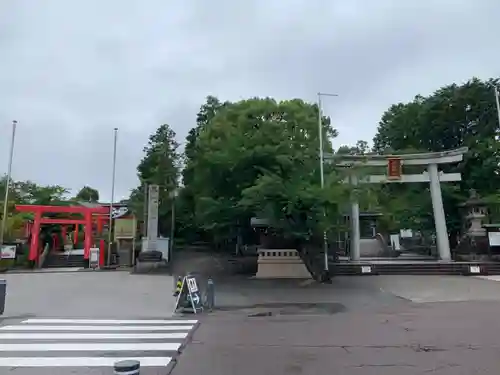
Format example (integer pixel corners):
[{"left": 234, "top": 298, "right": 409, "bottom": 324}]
[{"left": 0, "top": 245, "right": 16, "bottom": 259}]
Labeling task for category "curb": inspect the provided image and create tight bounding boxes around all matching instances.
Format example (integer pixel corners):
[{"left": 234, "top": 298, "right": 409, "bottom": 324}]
[{"left": 0, "top": 267, "right": 130, "bottom": 275}]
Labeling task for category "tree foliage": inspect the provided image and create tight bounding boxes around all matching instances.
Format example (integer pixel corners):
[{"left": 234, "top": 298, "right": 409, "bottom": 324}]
[
  {"left": 372, "top": 77, "right": 500, "bottom": 233},
  {"left": 0, "top": 175, "right": 71, "bottom": 242},
  {"left": 127, "top": 124, "right": 180, "bottom": 237},
  {"left": 75, "top": 186, "right": 99, "bottom": 202},
  {"left": 177, "top": 96, "right": 229, "bottom": 242},
  {"left": 181, "top": 96, "right": 349, "bottom": 246},
  {"left": 0, "top": 175, "right": 69, "bottom": 209}
]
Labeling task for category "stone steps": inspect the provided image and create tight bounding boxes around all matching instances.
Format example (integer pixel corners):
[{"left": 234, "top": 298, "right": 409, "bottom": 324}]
[
  {"left": 331, "top": 261, "right": 500, "bottom": 276},
  {"left": 44, "top": 254, "right": 87, "bottom": 268}
]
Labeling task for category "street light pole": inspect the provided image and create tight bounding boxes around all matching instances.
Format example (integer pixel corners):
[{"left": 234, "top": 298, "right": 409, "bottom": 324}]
[
  {"left": 0, "top": 120, "right": 18, "bottom": 257},
  {"left": 318, "top": 94, "right": 325, "bottom": 189},
  {"left": 107, "top": 128, "right": 118, "bottom": 267},
  {"left": 494, "top": 86, "right": 500, "bottom": 128},
  {"left": 317, "top": 93, "right": 338, "bottom": 275}
]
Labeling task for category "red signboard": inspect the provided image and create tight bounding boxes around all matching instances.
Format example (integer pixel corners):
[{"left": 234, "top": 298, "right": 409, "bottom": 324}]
[{"left": 387, "top": 158, "right": 402, "bottom": 180}]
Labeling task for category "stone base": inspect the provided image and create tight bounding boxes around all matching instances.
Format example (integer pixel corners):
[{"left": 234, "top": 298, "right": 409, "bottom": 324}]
[
  {"left": 132, "top": 260, "right": 169, "bottom": 274},
  {"left": 255, "top": 249, "right": 311, "bottom": 279}
]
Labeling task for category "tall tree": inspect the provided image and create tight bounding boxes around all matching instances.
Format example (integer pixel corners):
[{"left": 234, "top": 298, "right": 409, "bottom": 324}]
[
  {"left": 176, "top": 96, "right": 230, "bottom": 242},
  {"left": 128, "top": 124, "right": 180, "bottom": 237},
  {"left": 187, "top": 97, "right": 350, "bottom": 246},
  {"left": 372, "top": 77, "right": 500, "bottom": 235},
  {"left": 183, "top": 96, "right": 229, "bottom": 186}
]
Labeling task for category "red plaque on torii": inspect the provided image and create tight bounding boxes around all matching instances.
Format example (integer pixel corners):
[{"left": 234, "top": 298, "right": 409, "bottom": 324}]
[{"left": 387, "top": 157, "right": 402, "bottom": 180}]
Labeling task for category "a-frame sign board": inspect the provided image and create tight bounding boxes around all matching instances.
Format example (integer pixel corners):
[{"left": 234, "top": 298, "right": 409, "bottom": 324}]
[{"left": 174, "top": 275, "right": 204, "bottom": 314}]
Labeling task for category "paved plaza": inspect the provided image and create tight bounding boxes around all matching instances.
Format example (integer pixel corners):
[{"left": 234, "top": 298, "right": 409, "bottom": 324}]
[{"left": 2, "top": 271, "right": 500, "bottom": 373}]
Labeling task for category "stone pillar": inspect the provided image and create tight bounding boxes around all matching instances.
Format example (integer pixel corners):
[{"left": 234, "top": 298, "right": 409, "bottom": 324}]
[
  {"left": 350, "top": 175, "right": 361, "bottom": 261},
  {"left": 428, "top": 163, "right": 451, "bottom": 261}
]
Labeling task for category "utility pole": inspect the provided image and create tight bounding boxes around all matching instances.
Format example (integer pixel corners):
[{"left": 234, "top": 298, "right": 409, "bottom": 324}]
[
  {"left": 317, "top": 93, "right": 338, "bottom": 276},
  {"left": 107, "top": 128, "right": 118, "bottom": 267},
  {"left": 0, "top": 120, "right": 18, "bottom": 258}
]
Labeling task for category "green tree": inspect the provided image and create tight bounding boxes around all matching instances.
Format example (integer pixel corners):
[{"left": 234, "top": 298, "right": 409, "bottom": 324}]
[
  {"left": 188, "top": 97, "right": 349, "bottom": 247},
  {"left": 128, "top": 124, "right": 180, "bottom": 237},
  {"left": 372, "top": 77, "right": 500, "bottom": 235},
  {"left": 336, "top": 140, "right": 370, "bottom": 155},
  {"left": 177, "top": 96, "right": 230, "bottom": 242},
  {"left": 15, "top": 181, "right": 69, "bottom": 205},
  {"left": 0, "top": 176, "right": 69, "bottom": 206},
  {"left": 75, "top": 186, "right": 100, "bottom": 202},
  {"left": 0, "top": 175, "right": 71, "bottom": 243}
]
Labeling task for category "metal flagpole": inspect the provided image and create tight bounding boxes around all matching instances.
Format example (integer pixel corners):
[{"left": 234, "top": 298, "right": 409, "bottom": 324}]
[
  {"left": 0, "top": 120, "right": 18, "bottom": 258},
  {"left": 317, "top": 94, "right": 328, "bottom": 274},
  {"left": 169, "top": 190, "right": 178, "bottom": 262},
  {"left": 143, "top": 184, "right": 148, "bottom": 237},
  {"left": 107, "top": 128, "right": 118, "bottom": 267},
  {"left": 317, "top": 93, "right": 338, "bottom": 275},
  {"left": 318, "top": 94, "right": 325, "bottom": 189}
]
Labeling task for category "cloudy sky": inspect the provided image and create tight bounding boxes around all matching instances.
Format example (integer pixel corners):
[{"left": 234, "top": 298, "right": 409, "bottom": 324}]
[{"left": 0, "top": 0, "right": 498, "bottom": 201}]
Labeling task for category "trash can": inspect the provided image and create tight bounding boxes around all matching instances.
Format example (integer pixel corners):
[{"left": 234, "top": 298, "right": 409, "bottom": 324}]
[{"left": 0, "top": 279, "right": 6, "bottom": 315}]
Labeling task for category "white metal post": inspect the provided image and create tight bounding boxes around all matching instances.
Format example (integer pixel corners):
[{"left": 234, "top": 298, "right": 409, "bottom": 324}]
[
  {"left": 0, "top": 120, "right": 17, "bottom": 256},
  {"left": 317, "top": 93, "right": 338, "bottom": 272},
  {"left": 318, "top": 94, "right": 325, "bottom": 189},
  {"left": 169, "top": 189, "right": 178, "bottom": 262},
  {"left": 317, "top": 94, "right": 328, "bottom": 272}
]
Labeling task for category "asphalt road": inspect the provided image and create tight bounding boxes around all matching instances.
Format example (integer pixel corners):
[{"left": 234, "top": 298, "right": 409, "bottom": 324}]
[
  {"left": 1, "top": 270, "right": 177, "bottom": 320},
  {"left": 0, "top": 270, "right": 181, "bottom": 375},
  {"left": 3, "top": 272, "right": 500, "bottom": 374},
  {"left": 171, "top": 276, "right": 500, "bottom": 375}
]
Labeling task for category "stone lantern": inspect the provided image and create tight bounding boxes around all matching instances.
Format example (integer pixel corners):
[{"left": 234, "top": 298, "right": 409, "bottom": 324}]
[
  {"left": 453, "top": 189, "right": 490, "bottom": 261},
  {"left": 462, "top": 189, "right": 488, "bottom": 238}
]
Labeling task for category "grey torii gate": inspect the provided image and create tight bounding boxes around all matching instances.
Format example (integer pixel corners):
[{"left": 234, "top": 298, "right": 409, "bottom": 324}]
[{"left": 325, "top": 147, "right": 468, "bottom": 261}]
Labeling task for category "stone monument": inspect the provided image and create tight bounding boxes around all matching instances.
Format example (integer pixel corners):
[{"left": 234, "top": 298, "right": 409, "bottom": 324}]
[{"left": 250, "top": 217, "right": 311, "bottom": 279}]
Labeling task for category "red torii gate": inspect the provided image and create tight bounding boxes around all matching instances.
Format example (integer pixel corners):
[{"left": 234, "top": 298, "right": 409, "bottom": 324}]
[{"left": 15, "top": 205, "right": 110, "bottom": 264}]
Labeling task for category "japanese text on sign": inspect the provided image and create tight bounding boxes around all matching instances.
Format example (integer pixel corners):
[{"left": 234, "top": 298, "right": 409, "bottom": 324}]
[
  {"left": 186, "top": 277, "right": 199, "bottom": 293},
  {"left": 387, "top": 158, "right": 402, "bottom": 180}
]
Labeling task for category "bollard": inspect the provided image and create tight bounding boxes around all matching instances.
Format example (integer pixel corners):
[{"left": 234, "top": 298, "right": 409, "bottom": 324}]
[
  {"left": 0, "top": 279, "right": 6, "bottom": 315},
  {"left": 114, "top": 359, "right": 140, "bottom": 375},
  {"left": 206, "top": 277, "right": 215, "bottom": 311}
]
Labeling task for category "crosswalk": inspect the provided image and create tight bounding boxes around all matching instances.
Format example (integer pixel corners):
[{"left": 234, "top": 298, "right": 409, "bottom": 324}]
[{"left": 0, "top": 317, "right": 198, "bottom": 369}]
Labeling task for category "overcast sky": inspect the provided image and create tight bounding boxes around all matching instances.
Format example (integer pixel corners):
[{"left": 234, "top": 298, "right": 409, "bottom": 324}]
[{"left": 0, "top": 0, "right": 498, "bottom": 201}]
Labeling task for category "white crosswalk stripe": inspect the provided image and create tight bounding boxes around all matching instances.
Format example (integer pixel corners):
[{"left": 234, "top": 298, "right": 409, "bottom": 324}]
[{"left": 0, "top": 318, "right": 198, "bottom": 369}]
